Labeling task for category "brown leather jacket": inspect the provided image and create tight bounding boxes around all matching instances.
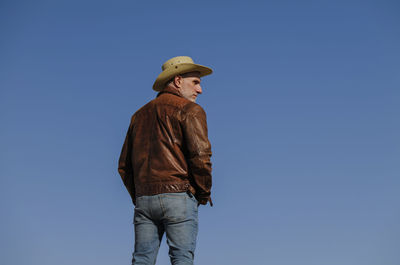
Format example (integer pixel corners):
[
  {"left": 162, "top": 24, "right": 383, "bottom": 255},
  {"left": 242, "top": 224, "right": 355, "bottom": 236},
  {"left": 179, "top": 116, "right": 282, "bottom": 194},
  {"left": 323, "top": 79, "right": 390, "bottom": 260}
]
[{"left": 118, "top": 87, "right": 213, "bottom": 206}]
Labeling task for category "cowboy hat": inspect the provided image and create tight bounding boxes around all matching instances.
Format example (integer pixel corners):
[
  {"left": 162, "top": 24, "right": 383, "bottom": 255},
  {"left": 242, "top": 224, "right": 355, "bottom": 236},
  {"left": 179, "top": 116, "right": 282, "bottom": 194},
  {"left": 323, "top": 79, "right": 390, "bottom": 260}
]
[{"left": 153, "top": 56, "right": 213, "bottom": 91}]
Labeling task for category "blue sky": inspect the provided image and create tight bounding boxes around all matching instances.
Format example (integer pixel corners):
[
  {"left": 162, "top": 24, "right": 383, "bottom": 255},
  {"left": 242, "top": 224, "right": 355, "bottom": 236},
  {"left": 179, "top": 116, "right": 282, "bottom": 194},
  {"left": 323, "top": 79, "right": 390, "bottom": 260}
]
[{"left": 1, "top": 1, "right": 399, "bottom": 264}]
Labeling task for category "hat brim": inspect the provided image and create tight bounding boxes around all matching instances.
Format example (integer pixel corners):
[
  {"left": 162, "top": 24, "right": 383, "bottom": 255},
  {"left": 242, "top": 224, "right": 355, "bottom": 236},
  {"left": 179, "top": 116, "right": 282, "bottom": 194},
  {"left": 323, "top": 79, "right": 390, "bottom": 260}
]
[{"left": 153, "top": 63, "right": 213, "bottom": 92}]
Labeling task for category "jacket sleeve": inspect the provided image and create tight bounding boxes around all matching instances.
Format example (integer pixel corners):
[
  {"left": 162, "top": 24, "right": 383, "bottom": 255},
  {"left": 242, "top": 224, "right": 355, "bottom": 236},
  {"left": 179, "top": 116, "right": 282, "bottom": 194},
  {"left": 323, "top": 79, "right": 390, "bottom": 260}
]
[
  {"left": 118, "top": 116, "right": 136, "bottom": 205},
  {"left": 182, "top": 104, "right": 213, "bottom": 206}
]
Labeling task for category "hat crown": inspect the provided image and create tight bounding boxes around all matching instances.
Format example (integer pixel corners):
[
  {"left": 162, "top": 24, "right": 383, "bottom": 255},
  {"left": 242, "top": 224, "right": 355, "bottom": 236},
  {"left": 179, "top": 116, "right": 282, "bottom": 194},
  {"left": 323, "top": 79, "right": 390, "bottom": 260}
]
[{"left": 161, "top": 56, "right": 194, "bottom": 71}]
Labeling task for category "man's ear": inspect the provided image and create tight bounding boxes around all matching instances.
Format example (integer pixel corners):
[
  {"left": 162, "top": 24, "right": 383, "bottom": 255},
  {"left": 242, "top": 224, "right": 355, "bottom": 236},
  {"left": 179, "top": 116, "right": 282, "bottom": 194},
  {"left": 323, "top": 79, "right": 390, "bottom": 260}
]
[{"left": 174, "top": 75, "right": 182, "bottom": 88}]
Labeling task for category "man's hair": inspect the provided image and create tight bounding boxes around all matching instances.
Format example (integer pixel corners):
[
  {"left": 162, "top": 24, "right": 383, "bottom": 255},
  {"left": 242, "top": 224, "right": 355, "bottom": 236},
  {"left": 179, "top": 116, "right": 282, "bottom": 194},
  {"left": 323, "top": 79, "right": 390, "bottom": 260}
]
[{"left": 165, "top": 77, "right": 176, "bottom": 88}]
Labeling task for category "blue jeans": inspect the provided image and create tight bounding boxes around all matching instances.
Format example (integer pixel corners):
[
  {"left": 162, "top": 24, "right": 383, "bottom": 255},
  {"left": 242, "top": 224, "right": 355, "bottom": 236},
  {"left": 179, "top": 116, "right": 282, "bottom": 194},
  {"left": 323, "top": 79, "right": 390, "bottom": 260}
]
[{"left": 132, "top": 192, "right": 199, "bottom": 265}]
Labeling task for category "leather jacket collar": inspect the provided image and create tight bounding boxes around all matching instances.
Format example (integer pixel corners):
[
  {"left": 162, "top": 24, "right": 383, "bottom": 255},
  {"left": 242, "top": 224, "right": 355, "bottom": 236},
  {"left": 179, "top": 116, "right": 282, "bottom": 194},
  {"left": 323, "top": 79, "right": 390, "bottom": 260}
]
[{"left": 157, "top": 86, "right": 182, "bottom": 98}]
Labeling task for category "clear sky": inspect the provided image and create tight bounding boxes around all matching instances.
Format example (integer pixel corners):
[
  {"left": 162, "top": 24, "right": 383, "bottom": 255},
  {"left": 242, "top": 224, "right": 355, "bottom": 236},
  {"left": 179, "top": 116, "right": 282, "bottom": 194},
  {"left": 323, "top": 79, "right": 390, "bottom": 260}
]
[{"left": 1, "top": 1, "right": 399, "bottom": 264}]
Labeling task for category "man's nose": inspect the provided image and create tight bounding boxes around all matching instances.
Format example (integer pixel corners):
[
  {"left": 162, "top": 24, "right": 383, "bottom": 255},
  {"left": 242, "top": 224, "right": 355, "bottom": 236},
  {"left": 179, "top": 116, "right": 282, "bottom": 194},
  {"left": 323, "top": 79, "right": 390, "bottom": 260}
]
[{"left": 196, "top": 85, "right": 202, "bottom": 94}]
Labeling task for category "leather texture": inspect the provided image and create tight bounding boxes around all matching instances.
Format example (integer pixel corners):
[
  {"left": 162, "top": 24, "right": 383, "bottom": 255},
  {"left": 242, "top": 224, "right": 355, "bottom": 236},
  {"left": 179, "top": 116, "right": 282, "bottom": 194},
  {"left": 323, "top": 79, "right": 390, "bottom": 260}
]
[{"left": 118, "top": 87, "right": 213, "bottom": 206}]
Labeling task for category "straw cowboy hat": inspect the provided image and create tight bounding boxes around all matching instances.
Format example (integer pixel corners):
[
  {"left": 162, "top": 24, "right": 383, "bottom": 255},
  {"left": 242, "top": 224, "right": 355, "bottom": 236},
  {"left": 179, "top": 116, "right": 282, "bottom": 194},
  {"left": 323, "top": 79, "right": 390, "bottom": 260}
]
[{"left": 153, "top": 56, "right": 213, "bottom": 91}]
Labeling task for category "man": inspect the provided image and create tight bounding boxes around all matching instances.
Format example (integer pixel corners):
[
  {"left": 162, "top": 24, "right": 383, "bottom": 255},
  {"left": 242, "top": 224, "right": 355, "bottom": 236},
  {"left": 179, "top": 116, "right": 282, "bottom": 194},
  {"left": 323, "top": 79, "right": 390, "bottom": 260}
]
[{"left": 118, "top": 56, "right": 213, "bottom": 265}]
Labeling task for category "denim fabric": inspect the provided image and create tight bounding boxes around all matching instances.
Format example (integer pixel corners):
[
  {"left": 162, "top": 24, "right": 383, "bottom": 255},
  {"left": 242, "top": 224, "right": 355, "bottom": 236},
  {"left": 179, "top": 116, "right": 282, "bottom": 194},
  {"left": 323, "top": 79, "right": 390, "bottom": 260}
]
[{"left": 132, "top": 192, "right": 199, "bottom": 265}]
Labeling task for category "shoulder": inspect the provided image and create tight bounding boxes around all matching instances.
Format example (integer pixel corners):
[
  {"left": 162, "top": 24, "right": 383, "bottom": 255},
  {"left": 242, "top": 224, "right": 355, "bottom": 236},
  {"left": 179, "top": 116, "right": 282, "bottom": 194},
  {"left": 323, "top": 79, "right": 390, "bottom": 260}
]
[
  {"left": 182, "top": 102, "right": 207, "bottom": 117},
  {"left": 132, "top": 99, "right": 156, "bottom": 118}
]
